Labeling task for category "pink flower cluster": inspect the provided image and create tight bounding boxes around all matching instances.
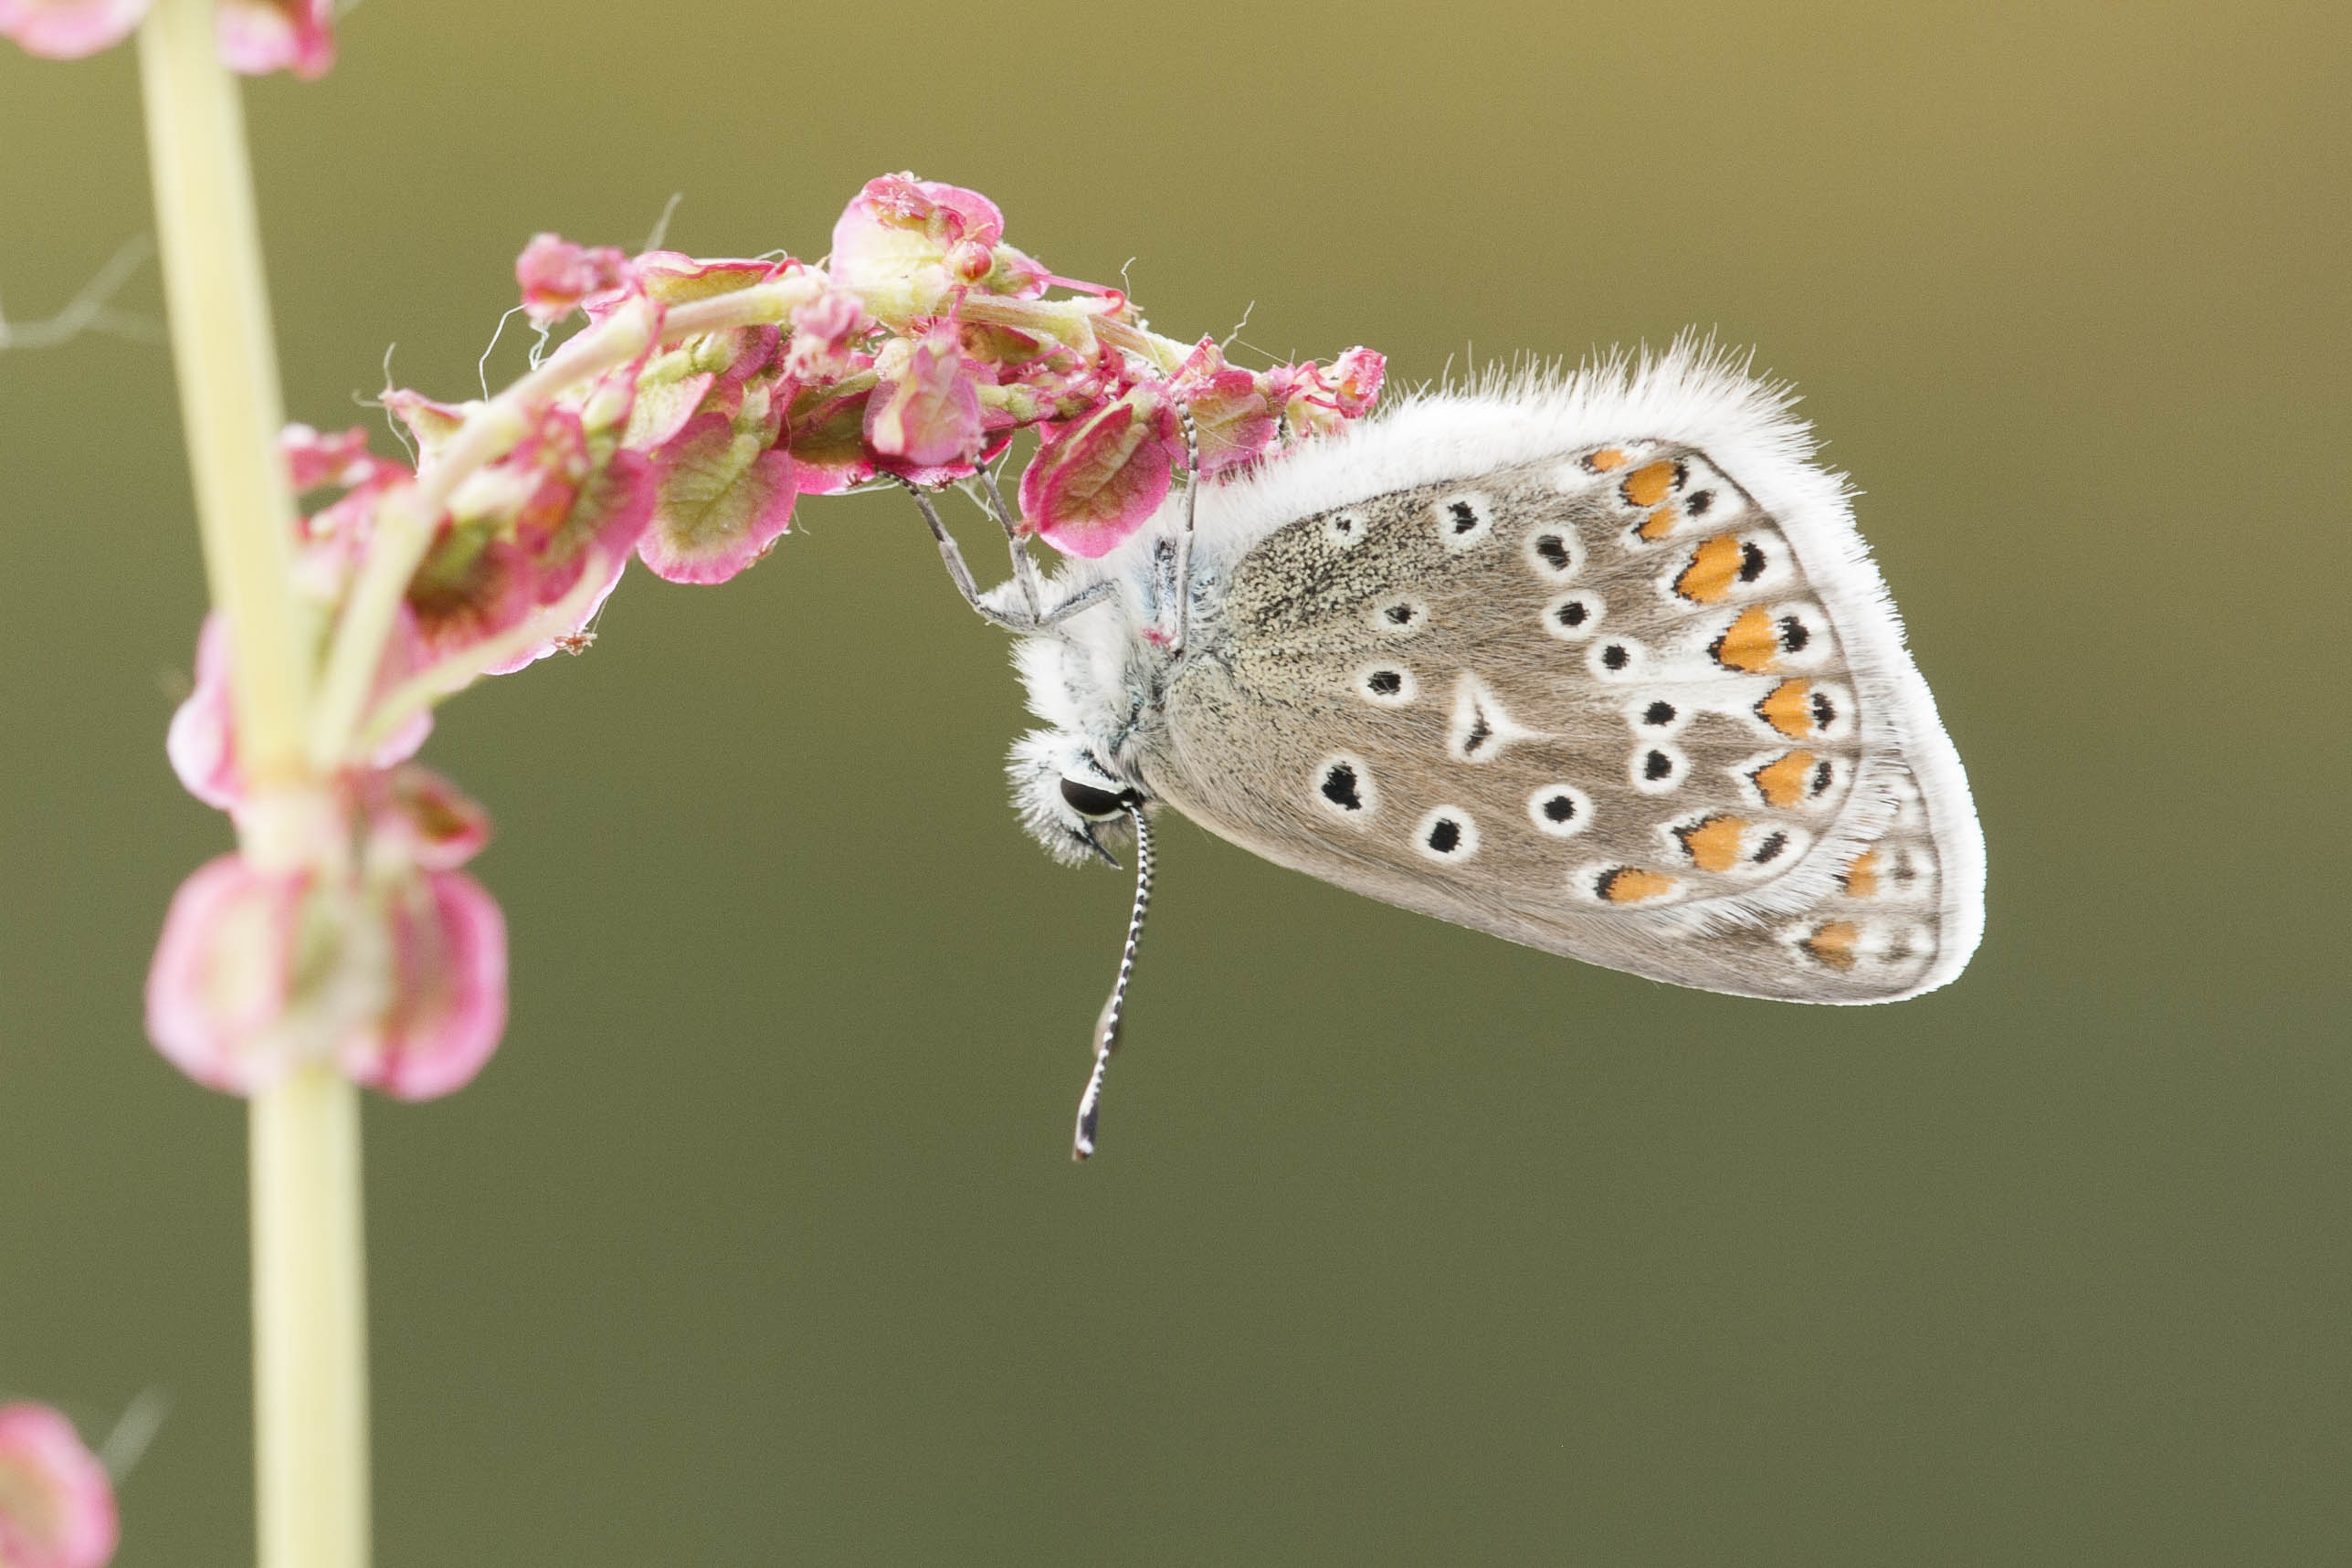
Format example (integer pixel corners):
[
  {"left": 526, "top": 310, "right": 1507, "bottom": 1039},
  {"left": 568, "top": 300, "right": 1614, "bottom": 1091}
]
[
  {"left": 150, "top": 430, "right": 510, "bottom": 1100},
  {"left": 146, "top": 173, "right": 1382, "bottom": 1101},
  {"left": 0, "top": 1403, "right": 116, "bottom": 1568},
  {"left": 1, "top": 0, "right": 330, "bottom": 76}
]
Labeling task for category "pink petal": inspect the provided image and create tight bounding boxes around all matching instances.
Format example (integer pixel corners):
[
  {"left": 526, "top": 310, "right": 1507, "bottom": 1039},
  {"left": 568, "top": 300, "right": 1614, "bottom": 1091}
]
[
  {"left": 634, "top": 254, "right": 783, "bottom": 300},
  {"left": 828, "top": 174, "right": 1005, "bottom": 304},
  {"left": 0, "top": 0, "right": 149, "bottom": 59},
  {"left": 341, "top": 870, "right": 506, "bottom": 1101},
  {"left": 165, "top": 616, "right": 241, "bottom": 811},
  {"left": 780, "top": 381, "right": 876, "bottom": 496},
  {"left": 383, "top": 388, "right": 469, "bottom": 463},
  {"left": 864, "top": 324, "right": 984, "bottom": 469},
  {"left": 782, "top": 288, "right": 868, "bottom": 380},
  {"left": 214, "top": 0, "right": 332, "bottom": 78},
  {"left": 515, "top": 233, "right": 631, "bottom": 328},
  {"left": 144, "top": 857, "right": 311, "bottom": 1095},
  {"left": 367, "top": 763, "right": 491, "bottom": 871},
  {"left": 281, "top": 424, "right": 378, "bottom": 493},
  {"left": 404, "top": 523, "right": 540, "bottom": 665},
  {"left": 1018, "top": 389, "right": 1179, "bottom": 559},
  {"left": 168, "top": 613, "right": 430, "bottom": 812},
  {"left": 0, "top": 1403, "right": 118, "bottom": 1568},
  {"left": 637, "top": 412, "right": 797, "bottom": 584},
  {"left": 1171, "top": 338, "right": 1277, "bottom": 476}
]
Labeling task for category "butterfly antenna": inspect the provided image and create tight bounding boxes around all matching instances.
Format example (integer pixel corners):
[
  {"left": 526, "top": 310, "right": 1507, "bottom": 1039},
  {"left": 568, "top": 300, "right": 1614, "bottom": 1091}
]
[
  {"left": 1167, "top": 400, "right": 1200, "bottom": 657},
  {"left": 1073, "top": 803, "right": 1154, "bottom": 1161}
]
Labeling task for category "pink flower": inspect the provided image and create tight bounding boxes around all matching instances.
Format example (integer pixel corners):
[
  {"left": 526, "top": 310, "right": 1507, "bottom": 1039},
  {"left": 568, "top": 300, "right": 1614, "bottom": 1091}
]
[
  {"left": 0, "top": 0, "right": 147, "bottom": 60},
  {"left": 1263, "top": 347, "right": 1388, "bottom": 437},
  {"left": 782, "top": 287, "right": 869, "bottom": 381},
  {"left": 338, "top": 868, "right": 506, "bottom": 1101},
  {"left": 515, "top": 234, "right": 631, "bottom": 328},
  {"left": 864, "top": 322, "right": 985, "bottom": 472},
  {"left": 280, "top": 424, "right": 382, "bottom": 493},
  {"left": 213, "top": 0, "right": 331, "bottom": 79},
  {"left": 1170, "top": 338, "right": 1278, "bottom": 476},
  {"left": 147, "top": 752, "right": 508, "bottom": 1102},
  {"left": 1018, "top": 383, "right": 1182, "bottom": 558},
  {"left": 404, "top": 405, "right": 654, "bottom": 669},
  {"left": 144, "top": 858, "right": 386, "bottom": 1096},
  {"left": 1325, "top": 345, "right": 1387, "bottom": 417},
  {"left": 9, "top": 0, "right": 336, "bottom": 74},
  {"left": 0, "top": 1403, "right": 117, "bottom": 1568},
  {"left": 828, "top": 174, "right": 1006, "bottom": 323}
]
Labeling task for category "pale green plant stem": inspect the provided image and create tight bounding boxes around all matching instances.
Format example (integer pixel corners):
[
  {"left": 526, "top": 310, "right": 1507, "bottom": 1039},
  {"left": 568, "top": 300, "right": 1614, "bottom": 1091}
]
[{"left": 137, "top": 3, "right": 369, "bottom": 1567}]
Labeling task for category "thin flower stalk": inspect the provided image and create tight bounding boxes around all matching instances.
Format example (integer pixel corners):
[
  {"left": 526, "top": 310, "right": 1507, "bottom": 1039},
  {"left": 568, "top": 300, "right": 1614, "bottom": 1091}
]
[{"left": 134, "top": 3, "right": 364, "bottom": 1566}]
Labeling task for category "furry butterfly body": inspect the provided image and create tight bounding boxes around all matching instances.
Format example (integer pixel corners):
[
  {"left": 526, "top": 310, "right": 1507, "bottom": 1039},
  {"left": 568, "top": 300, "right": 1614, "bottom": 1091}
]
[{"left": 1003, "top": 344, "right": 1984, "bottom": 1006}]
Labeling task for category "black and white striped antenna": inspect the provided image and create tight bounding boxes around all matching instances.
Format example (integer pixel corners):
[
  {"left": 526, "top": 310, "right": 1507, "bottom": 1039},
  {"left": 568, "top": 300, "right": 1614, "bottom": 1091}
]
[{"left": 1072, "top": 803, "right": 1155, "bottom": 1161}]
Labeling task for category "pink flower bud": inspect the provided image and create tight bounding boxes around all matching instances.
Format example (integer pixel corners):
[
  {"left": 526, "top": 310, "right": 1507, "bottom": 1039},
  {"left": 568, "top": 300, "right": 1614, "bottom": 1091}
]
[
  {"left": 864, "top": 322, "right": 986, "bottom": 471},
  {"left": 1, "top": 0, "right": 148, "bottom": 61},
  {"left": 515, "top": 234, "right": 632, "bottom": 328},
  {"left": 0, "top": 1403, "right": 117, "bottom": 1568},
  {"left": 339, "top": 869, "right": 507, "bottom": 1101},
  {"left": 1018, "top": 384, "right": 1182, "bottom": 558},
  {"left": 1325, "top": 345, "right": 1387, "bottom": 417},
  {"left": 983, "top": 245, "right": 1054, "bottom": 300},
  {"left": 213, "top": 0, "right": 331, "bottom": 79},
  {"left": 145, "top": 858, "right": 389, "bottom": 1096}
]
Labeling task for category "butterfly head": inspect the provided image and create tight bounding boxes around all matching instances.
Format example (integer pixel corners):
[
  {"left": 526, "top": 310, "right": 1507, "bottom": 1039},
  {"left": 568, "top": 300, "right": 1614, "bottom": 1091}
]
[{"left": 1009, "top": 728, "right": 1152, "bottom": 868}]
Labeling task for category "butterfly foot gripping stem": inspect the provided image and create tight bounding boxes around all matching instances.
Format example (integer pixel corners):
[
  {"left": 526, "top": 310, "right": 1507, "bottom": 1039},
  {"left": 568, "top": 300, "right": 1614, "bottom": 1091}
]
[{"left": 900, "top": 478, "right": 1114, "bottom": 633}]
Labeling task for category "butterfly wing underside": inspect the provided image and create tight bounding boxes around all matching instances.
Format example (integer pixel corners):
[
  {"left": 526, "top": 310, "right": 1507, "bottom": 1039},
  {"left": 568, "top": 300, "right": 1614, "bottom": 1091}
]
[{"left": 1141, "top": 445, "right": 1982, "bottom": 1003}]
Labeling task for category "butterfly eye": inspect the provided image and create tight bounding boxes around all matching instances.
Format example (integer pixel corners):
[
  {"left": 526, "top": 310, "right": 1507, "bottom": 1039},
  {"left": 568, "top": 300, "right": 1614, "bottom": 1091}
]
[{"left": 1060, "top": 777, "right": 1140, "bottom": 819}]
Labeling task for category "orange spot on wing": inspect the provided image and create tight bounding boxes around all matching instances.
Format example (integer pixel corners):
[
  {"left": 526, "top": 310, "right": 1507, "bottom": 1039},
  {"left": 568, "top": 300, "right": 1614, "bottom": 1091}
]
[
  {"left": 1675, "top": 815, "right": 1748, "bottom": 873},
  {"left": 1756, "top": 679, "right": 1815, "bottom": 738},
  {"left": 1802, "top": 921, "right": 1862, "bottom": 970},
  {"left": 1620, "top": 459, "right": 1681, "bottom": 508},
  {"left": 1637, "top": 505, "right": 1681, "bottom": 541},
  {"left": 1584, "top": 447, "right": 1630, "bottom": 472},
  {"left": 1597, "top": 867, "right": 1678, "bottom": 903},
  {"left": 1751, "top": 751, "right": 1818, "bottom": 808},
  {"left": 1711, "top": 605, "right": 1779, "bottom": 671},
  {"left": 1840, "top": 847, "right": 1881, "bottom": 899},
  {"left": 1674, "top": 533, "right": 1743, "bottom": 602}
]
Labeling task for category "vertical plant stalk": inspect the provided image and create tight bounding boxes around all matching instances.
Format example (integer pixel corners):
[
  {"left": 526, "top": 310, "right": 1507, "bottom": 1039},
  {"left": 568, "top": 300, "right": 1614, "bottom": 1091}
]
[{"left": 136, "top": 4, "right": 372, "bottom": 1567}]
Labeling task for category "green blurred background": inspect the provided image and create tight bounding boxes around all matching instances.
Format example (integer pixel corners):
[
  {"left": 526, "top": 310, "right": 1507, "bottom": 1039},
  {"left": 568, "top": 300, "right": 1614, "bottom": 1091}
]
[{"left": 3, "top": 1, "right": 2346, "bottom": 1562}]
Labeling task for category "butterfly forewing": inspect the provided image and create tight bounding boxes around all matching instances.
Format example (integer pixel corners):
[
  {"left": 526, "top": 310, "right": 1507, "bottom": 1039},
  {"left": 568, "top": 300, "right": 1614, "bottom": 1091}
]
[{"left": 1144, "top": 444, "right": 1968, "bottom": 1003}]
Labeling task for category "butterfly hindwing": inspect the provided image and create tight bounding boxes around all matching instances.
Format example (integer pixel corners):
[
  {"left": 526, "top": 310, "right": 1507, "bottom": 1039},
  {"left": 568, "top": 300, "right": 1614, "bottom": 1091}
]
[{"left": 1142, "top": 441, "right": 1978, "bottom": 1003}]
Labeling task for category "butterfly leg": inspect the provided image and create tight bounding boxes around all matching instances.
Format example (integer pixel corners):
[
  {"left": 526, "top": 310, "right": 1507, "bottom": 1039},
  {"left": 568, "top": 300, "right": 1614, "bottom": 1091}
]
[
  {"left": 897, "top": 479, "right": 1034, "bottom": 631},
  {"left": 977, "top": 464, "right": 1048, "bottom": 624}
]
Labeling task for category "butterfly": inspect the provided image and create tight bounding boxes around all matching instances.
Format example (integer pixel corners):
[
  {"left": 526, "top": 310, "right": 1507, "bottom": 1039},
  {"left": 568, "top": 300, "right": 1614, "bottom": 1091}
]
[{"left": 904, "top": 342, "right": 1985, "bottom": 1157}]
